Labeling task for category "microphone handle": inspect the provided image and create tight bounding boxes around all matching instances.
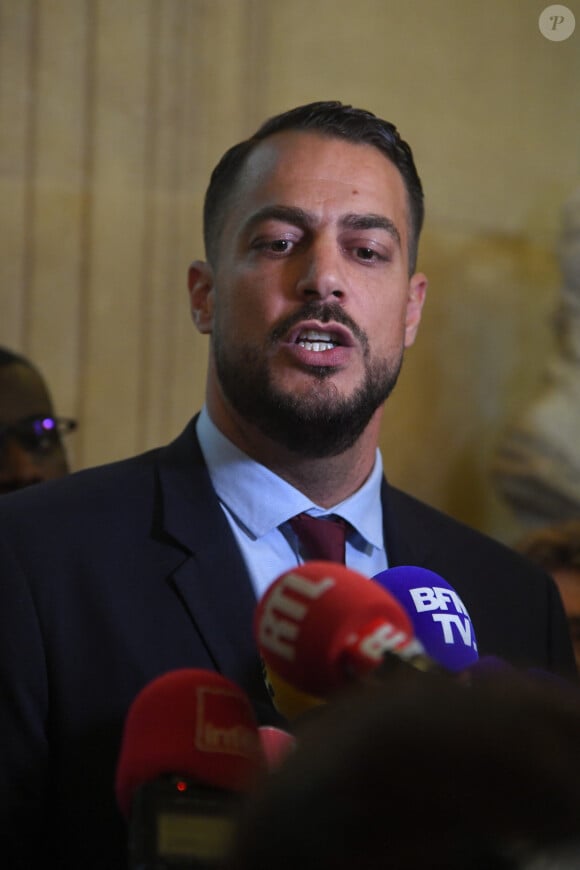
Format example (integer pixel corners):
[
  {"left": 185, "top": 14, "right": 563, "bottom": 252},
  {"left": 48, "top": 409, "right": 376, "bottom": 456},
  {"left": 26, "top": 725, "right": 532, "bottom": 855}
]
[{"left": 127, "top": 775, "right": 240, "bottom": 870}]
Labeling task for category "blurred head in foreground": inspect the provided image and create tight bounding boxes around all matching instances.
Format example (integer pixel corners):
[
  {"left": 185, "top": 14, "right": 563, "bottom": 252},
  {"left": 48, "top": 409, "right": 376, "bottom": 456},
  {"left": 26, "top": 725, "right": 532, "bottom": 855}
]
[{"left": 227, "top": 669, "right": 580, "bottom": 870}]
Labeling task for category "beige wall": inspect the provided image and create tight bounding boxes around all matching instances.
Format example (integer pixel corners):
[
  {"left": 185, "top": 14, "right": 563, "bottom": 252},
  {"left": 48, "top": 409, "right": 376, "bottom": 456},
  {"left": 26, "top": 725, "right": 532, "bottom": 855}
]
[{"left": 1, "top": 0, "right": 578, "bottom": 544}]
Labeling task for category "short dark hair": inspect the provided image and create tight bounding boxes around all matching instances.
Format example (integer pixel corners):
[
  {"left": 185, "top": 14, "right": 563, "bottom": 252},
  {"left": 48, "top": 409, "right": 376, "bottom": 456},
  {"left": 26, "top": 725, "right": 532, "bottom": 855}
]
[
  {"left": 203, "top": 101, "right": 424, "bottom": 274},
  {"left": 0, "top": 347, "right": 33, "bottom": 370}
]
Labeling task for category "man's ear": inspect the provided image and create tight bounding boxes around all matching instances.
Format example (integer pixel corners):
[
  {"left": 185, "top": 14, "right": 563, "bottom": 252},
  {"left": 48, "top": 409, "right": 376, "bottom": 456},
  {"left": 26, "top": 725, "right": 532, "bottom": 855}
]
[
  {"left": 404, "top": 272, "right": 428, "bottom": 348},
  {"left": 188, "top": 260, "right": 215, "bottom": 334}
]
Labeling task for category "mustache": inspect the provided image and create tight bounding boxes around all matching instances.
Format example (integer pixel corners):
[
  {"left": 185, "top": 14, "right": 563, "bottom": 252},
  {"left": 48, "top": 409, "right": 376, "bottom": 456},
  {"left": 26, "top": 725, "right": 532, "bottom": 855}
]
[{"left": 269, "top": 301, "right": 369, "bottom": 350}]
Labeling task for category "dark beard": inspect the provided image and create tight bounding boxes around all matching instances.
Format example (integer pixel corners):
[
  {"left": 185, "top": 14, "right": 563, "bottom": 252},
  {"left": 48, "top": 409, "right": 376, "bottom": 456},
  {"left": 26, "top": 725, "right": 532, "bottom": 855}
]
[{"left": 213, "top": 301, "right": 403, "bottom": 459}]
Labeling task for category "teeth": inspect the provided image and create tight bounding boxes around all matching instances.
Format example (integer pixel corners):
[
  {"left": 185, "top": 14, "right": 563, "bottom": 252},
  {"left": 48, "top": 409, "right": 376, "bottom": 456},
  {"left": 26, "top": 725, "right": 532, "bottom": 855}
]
[
  {"left": 298, "top": 340, "right": 336, "bottom": 352},
  {"left": 299, "top": 330, "right": 334, "bottom": 341},
  {"left": 297, "top": 329, "right": 338, "bottom": 351}
]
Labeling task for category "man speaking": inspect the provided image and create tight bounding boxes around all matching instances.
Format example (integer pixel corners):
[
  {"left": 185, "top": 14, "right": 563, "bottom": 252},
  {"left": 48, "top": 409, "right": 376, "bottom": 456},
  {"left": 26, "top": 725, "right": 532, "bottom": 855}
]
[{"left": 0, "top": 101, "right": 574, "bottom": 868}]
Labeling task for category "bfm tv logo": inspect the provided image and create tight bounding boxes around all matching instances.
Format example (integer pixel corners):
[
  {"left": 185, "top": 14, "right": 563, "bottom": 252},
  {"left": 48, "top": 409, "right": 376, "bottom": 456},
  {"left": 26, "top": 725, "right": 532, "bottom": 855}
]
[{"left": 408, "top": 586, "right": 477, "bottom": 651}]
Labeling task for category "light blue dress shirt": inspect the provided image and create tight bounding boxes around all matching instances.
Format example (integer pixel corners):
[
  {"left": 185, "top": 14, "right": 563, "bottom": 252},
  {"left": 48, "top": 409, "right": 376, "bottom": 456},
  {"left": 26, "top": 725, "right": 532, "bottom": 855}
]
[{"left": 196, "top": 408, "right": 389, "bottom": 600}]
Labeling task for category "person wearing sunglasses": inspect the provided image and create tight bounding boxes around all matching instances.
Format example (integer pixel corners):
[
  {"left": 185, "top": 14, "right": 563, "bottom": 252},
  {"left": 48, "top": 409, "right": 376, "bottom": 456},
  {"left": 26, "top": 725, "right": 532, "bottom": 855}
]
[{"left": 0, "top": 347, "right": 76, "bottom": 494}]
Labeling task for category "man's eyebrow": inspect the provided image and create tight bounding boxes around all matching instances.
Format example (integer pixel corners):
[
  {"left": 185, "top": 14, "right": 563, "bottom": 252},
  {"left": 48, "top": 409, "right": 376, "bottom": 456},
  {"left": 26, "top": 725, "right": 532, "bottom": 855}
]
[
  {"left": 242, "top": 205, "right": 315, "bottom": 234},
  {"left": 241, "top": 206, "right": 401, "bottom": 248},
  {"left": 340, "top": 213, "right": 401, "bottom": 247}
]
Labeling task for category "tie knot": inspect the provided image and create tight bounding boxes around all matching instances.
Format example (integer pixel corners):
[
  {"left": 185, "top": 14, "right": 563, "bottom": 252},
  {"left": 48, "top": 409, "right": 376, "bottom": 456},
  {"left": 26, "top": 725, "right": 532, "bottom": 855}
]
[{"left": 289, "top": 513, "right": 348, "bottom": 564}]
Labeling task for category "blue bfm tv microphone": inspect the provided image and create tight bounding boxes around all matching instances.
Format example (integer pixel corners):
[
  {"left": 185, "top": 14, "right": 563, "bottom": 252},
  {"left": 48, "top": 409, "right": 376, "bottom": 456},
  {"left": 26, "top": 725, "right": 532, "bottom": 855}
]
[{"left": 372, "top": 566, "right": 478, "bottom": 672}]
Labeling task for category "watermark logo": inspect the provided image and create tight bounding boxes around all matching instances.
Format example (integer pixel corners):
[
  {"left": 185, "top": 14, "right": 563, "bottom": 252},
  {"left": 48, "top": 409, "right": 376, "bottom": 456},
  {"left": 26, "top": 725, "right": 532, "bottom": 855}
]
[{"left": 539, "top": 5, "right": 576, "bottom": 41}]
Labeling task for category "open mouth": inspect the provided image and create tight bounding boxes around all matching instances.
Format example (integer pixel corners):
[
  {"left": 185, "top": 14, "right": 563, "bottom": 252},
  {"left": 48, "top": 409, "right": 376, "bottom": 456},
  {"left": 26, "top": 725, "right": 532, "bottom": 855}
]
[
  {"left": 287, "top": 321, "right": 354, "bottom": 353},
  {"left": 296, "top": 329, "right": 340, "bottom": 352}
]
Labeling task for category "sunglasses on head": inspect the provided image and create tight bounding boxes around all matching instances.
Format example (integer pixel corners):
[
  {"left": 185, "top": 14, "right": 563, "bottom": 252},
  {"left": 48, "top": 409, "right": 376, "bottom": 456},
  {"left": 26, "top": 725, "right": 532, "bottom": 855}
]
[{"left": 0, "top": 415, "right": 77, "bottom": 455}]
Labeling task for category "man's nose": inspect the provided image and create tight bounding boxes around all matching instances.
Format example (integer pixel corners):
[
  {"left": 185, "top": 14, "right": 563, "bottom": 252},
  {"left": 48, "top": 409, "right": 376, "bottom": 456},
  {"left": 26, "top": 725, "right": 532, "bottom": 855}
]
[
  {"left": 295, "top": 240, "right": 346, "bottom": 303},
  {"left": 0, "top": 438, "right": 46, "bottom": 490}
]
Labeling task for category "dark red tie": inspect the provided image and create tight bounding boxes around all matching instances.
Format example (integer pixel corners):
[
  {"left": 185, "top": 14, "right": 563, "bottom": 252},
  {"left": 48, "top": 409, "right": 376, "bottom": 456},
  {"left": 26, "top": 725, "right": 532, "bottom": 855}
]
[{"left": 289, "top": 513, "right": 348, "bottom": 564}]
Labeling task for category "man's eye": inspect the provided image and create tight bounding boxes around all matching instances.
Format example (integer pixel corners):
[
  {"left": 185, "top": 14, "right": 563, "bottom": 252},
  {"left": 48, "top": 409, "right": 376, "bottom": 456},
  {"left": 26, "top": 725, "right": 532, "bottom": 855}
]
[
  {"left": 270, "top": 239, "right": 291, "bottom": 253},
  {"left": 252, "top": 237, "right": 295, "bottom": 255},
  {"left": 355, "top": 247, "right": 376, "bottom": 260},
  {"left": 352, "top": 245, "right": 390, "bottom": 263}
]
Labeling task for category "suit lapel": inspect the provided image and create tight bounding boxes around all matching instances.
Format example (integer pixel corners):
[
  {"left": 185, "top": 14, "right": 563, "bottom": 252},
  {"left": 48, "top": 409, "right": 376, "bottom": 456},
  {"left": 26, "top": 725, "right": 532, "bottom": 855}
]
[
  {"left": 152, "top": 426, "right": 430, "bottom": 720},
  {"left": 154, "top": 419, "right": 261, "bottom": 690}
]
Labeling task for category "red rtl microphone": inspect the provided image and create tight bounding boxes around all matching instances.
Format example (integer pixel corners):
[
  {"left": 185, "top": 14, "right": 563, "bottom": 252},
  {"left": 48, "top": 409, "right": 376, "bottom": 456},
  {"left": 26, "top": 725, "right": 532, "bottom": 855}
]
[
  {"left": 115, "top": 669, "right": 267, "bottom": 870},
  {"left": 254, "top": 561, "right": 425, "bottom": 709}
]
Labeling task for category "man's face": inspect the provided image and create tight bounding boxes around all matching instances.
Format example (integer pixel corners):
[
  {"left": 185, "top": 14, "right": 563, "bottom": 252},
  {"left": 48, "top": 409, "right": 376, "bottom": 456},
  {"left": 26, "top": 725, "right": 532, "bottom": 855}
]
[
  {"left": 0, "top": 363, "right": 69, "bottom": 493},
  {"left": 190, "top": 131, "right": 427, "bottom": 456}
]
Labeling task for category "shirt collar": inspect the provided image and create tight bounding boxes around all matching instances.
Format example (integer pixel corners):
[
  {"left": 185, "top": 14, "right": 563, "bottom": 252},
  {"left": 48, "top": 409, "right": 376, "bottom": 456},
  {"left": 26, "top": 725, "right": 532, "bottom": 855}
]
[{"left": 196, "top": 407, "right": 384, "bottom": 550}]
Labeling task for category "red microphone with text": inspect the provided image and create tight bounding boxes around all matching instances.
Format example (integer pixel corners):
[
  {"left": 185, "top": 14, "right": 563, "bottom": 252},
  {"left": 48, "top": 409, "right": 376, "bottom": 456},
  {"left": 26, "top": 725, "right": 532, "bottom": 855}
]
[
  {"left": 115, "top": 669, "right": 273, "bottom": 870},
  {"left": 254, "top": 561, "right": 430, "bottom": 722}
]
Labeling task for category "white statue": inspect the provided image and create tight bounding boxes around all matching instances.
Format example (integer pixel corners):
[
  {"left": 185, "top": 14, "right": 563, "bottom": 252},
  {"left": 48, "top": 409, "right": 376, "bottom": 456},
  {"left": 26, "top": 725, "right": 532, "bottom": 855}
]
[{"left": 492, "top": 187, "right": 580, "bottom": 527}]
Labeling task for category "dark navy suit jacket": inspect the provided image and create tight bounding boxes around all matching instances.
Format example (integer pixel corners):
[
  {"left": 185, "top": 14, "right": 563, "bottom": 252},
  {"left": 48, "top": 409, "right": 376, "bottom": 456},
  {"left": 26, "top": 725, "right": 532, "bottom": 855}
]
[{"left": 0, "top": 417, "right": 575, "bottom": 867}]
